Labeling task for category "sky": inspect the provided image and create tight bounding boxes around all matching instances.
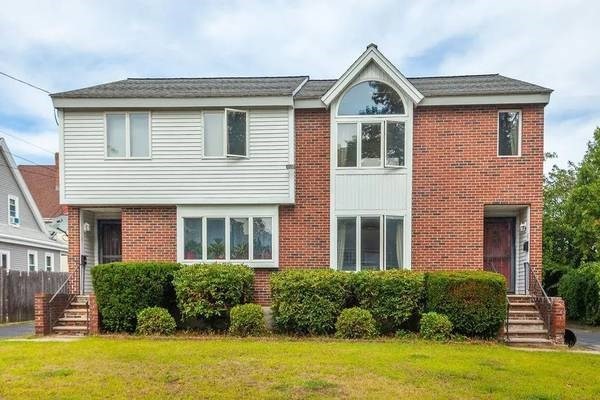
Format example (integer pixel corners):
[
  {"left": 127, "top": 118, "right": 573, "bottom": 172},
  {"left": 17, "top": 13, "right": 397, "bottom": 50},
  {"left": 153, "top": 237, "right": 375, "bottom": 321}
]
[{"left": 0, "top": 0, "right": 598, "bottom": 173}]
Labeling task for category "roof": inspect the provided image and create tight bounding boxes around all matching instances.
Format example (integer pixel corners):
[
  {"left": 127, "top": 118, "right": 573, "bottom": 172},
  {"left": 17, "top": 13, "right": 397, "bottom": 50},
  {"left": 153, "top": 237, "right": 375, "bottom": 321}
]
[
  {"left": 18, "top": 164, "right": 64, "bottom": 219},
  {"left": 51, "top": 76, "right": 309, "bottom": 99}
]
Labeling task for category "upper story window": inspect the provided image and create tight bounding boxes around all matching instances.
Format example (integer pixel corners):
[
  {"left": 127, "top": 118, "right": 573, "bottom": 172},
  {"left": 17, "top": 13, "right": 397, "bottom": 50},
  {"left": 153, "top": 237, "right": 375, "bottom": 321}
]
[
  {"left": 338, "top": 81, "right": 405, "bottom": 116},
  {"left": 204, "top": 109, "right": 248, "bottom": 158},
  {"left": 7, "top": 195, "right": 19, "bottom": 226},
  {"left": 498, "top": 110, "right": 521, "bottom": 156},
  {"left": 106, "top": 112, "right": 150, "bottom": 158}
]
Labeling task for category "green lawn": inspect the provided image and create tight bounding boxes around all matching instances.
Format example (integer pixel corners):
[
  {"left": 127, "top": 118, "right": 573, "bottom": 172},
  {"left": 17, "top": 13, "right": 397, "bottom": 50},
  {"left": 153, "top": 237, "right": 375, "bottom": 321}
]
[{"left": 0, "top": 337, "right": 598, "bottom": 399}]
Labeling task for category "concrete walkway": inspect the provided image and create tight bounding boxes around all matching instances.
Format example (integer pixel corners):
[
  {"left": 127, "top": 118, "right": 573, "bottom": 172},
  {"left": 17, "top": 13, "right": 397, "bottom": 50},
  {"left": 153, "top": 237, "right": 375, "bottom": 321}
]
[
  {"left": 0, "top": 321, "right": 34, "bottom": 338},
  {"left": 568, "top": 323, "right": 600, "bottom": 352}
]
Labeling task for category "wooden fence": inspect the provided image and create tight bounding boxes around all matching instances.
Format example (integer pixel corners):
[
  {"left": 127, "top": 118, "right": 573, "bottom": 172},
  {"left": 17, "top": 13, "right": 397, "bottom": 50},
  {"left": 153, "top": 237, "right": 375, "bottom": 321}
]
[{"left": 0, "top": 268, "right": 69, "bottom": 323}]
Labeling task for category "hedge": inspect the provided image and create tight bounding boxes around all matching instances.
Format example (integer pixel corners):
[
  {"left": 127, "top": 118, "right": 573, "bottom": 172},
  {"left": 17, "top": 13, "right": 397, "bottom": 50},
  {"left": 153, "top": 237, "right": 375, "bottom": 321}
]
[
  {"left": 229, "top": 303, "right": 267, "bottom": 336},
  {"left": 420, "top": 312, "right": 453, "bottom": 341},
  {"left": 425, "top": 271, "right": 507, "bottom": 338},
  {"left": 559, "top": 263, "right": 600, "bottom": 325},
  {"left": 271, "top": 269, "right": 350, "bottom": 335},
  {"left": 136, "top": 307, "right": 177, "bottom": 336},
  {"left": 91, "top": 262, "right": 181, "bottom": 332},
  {"left": 173, "top": 263, "right": 254, "bottom": 323},
  {"left": 335, "top": 307, "right": 378, "bottom": 339},
  {"left": 350, "top": 270, "right": 424, "bottom": 333}
]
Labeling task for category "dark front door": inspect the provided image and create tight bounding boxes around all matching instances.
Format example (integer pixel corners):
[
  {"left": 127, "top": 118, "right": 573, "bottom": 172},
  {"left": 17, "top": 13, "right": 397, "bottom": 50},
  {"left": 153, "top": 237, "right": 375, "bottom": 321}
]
[
  {"left": 98, "top": 220, "right": 122, "bottom": 264},
  {"left": 484, "top": 217, "right": 515, "bottom": 292}
]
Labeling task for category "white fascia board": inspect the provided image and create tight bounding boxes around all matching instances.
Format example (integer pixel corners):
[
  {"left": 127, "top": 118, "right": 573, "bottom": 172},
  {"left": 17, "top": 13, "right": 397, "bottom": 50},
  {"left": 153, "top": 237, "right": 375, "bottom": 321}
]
[
  {"left": 62, "top": 196, "right": 296, "bottom": 206},
  {"left": 52, "top": 96, "right": 294, "bottom": 109},
  {"left": 0, "top": 233, "right": 68, "bottom": 252},
  {"left": 419, "top": 93, "right": 551, "bottom": 106},
  {"left": 321, "top": 46, "right": 424, "bottom": 106},
  {"left": 294, "top": 98, "right": 326, "bottom": 109}
]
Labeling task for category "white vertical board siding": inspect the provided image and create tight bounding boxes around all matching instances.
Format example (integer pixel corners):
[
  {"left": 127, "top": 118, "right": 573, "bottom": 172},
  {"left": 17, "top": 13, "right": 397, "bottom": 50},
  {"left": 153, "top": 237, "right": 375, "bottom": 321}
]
[
  {"left": 335, "top": 173, "right": 408, "bottom": 211},
  {"left": 515, "top": 208, "right": 529, "bottom": 294},
  {"left": 62, "top": 109, "right": 292, "bottom": 204},
  {"left": 80, "top": 210, "right": 96, "bottom": 294}
]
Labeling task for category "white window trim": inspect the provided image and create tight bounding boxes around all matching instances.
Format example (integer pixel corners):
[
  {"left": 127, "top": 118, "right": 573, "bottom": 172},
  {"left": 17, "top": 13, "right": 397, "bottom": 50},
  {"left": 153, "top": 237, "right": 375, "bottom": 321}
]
[
  {"left": 27, "top": 250, "right": 37, "bottom": 272},
  {"left": 104, "top": 111, "right": 152, "bottom": 159},
  {"left": 0, "top": 250, "right": 10, "bottom": 270},
  {"left": 335, "top": 80, "right": 408, "bottom": 118},
  {"left": 225, "top": 108, "right": 249, "bottom": 158},
  {"left": 335, "top": 215, "right": 406, "bottom": 272},
  {"left": 44, "top": 252, "right": 54, "bottom": 272},
  {"left": 202, "top": 109, "right": 249, "bottom": 159},
  {"left": 497, "top": 109, "right": 522, "bottom": 158},
  {"left": 178, "top": 205, "right": 278, "bottom": 268},
  {"left": 7, "top": 195, "right": 19, "bottom": 227}
]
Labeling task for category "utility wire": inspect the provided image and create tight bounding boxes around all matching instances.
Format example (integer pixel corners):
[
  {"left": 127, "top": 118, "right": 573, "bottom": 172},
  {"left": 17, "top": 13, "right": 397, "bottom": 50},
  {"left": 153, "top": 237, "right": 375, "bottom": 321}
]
[
  {"left": 0, "top": 130, "right": 56, "bottom": 155},
  {"left": 0, "top": 71, "right": 50, "bottom": 94}
]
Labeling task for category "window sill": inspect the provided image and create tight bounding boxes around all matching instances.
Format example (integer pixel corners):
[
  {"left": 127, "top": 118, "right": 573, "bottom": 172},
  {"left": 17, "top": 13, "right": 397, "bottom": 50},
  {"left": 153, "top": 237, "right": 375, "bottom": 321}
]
[
  {"left": 104, "top": 157, "right": 152, "bottom": 161},
  {"left": 180, "top": 259, "right": 276, "bottom": 268}
]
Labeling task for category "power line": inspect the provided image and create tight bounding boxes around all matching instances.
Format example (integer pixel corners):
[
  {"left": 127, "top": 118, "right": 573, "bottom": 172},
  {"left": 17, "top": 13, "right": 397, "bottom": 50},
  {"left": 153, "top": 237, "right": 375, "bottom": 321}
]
[
  {"left": 0, "top": 130, "right": 56, "bottom": 155},
  {"left": 0, "top": 71, "right": 50, "bottom": 94}
]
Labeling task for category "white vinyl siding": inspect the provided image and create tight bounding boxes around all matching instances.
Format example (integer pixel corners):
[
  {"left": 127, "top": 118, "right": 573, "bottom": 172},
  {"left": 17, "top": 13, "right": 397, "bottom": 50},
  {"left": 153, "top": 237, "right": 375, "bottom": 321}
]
[
  {"left": 62, "top": 109, "right": 292, "bottom": 204},
  {"left": 0, "top": 250, "right": 9, "bottom": 269}
]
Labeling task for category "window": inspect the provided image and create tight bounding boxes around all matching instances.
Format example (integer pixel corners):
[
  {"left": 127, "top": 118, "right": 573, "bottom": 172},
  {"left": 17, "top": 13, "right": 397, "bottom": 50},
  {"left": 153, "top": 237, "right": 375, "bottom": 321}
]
[
  {"left": 385, "top": 121, "right": 405, "bottom": 167},
  {"left": 106, "top": 112, "right": 150, "bottom": 158},
  {"left": 44, "top": 253, "right": 54, "bottom": 272},
  {"left": 27, "top": 251, "right": 37, "bottom": 272},
  {"left": 498, "top": 111, "right": 521, "bottom": 156},
  {"left": 0, "top": 250, "right": 9, "bottom": 270},
  {"left": 336, "top": 216, "right": 404, "bottom": 271},
  {"left": 338, "top": 81, "right": 405, "bottom": 115},
  {"left": 203, "top": 109, "right": 248, "bottom": 158},
  {"left": 336, "top": 121, "right": 405, "bottom": 169},
  {"left": 8, "top": 195, "right": 19, "bottom": 226},
  {"left": 337, "top": 123, "right": 357, "bottom": 167},
  {"left": 361, "top": 123, "right": 382, "bottom": 167},
  {"left": 182, "top": 216, "right": 273, "bottom": 262}
]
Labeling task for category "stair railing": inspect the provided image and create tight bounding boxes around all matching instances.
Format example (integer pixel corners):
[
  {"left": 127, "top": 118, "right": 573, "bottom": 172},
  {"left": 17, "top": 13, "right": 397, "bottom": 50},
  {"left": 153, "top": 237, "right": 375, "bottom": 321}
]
[
  {"left": 48, "top": 265, "right": 83, "bottom": 332},
  {"left": 525, "top": 262, "right": 552, "bottom": 339}
]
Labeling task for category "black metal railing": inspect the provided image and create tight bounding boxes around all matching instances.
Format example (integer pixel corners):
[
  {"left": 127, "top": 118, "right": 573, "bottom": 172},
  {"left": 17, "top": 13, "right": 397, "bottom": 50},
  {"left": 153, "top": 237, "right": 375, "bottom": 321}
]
[
  {"left": 48, "top": 265, "right": 83, "bottom": 331},
  {"left": 524, "top": 262, "right": 552, "bottom": 339}
]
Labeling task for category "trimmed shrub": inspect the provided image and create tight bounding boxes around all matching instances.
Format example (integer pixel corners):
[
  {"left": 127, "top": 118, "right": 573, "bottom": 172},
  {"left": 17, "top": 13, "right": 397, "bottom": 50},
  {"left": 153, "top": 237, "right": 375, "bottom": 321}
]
[
  {"left": 420, "top": 312, "right": 453, "bottom": 341},
  {"left": 136, "top": 307, "right": 177, "bottom": 336},
  {"left": 173, "top": 263, "right": 254, "bottom": 323},
  {"left": 559, "top": 263, "right": 600, "bottom": 325},
  {"left": 543, "top": 261, "right": 571, "bottom": 297},
  {"left": 229, "top": 304, "right": 267, "bottom": 336},
  {"left": 425, "top": 271, "right": 507, "bottom": 338},
  {"left": 335, "top": 307, "right": 378, "bottom": 339},
  {"left": 271, "top": 269, "right": 350, "bottom": 335},
  {"left": 91, "top": 262, "right": 181, "bottom": 332},
  {"left": 350, "top": 270, "right": 424, "bottom": 333}
]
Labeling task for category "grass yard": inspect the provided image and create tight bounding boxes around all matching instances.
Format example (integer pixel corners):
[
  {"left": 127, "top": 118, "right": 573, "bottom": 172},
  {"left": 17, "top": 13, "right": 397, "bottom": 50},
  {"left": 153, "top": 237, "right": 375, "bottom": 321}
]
[{"left": 0, "top": 337, "right": 599, "bottom": 399}]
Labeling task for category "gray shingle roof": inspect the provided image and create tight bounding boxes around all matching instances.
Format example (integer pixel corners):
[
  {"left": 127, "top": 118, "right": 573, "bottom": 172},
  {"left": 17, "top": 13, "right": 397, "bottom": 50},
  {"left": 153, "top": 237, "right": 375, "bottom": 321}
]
[
  {"left": 51, "top": 76, "right": 308, "bottom": 98},
  {"left": 51, "top": 73, "right": 551, "bottom": 100}
]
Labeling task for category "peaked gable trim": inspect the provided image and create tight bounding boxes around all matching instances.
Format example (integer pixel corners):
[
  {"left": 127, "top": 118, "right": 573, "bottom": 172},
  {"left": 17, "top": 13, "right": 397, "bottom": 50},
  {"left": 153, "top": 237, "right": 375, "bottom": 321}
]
[
  {"left": 0, "top": 138, "right": 50, "bottom": 234},
  {"left": 321, "top": 44, "right": 424, "bottom": 106}
]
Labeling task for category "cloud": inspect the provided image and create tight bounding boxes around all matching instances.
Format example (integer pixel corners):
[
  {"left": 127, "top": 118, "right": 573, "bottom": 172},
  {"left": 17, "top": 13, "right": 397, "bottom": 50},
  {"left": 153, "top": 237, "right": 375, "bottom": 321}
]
[{"left": 0, "top": 0, "right": 597, "bottom": 168}]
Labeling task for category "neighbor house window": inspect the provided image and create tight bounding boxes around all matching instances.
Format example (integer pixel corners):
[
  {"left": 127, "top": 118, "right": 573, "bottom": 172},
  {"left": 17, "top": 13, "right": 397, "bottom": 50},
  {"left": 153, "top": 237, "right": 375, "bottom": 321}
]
[
  {"left": 182, "top": 216, "right": 272, "bottom": 262},
  {"left": 44, "top": 253, "right": 54, "bottom": 272},
  {"left": 498, "top": 111, "right": 521, "bottom": 156},
  {"left": 27, "top": 251, "right": 37, "bottom": 272},
  {"left": 8, "top": 195, "right": 19, "bottom": 226},
  {"left": 203, "top": 109, "right": 248, "bottom": 157},
  {"left": 336, "top": 216, "right": 404, "bottom": 271},
  {"left": 0, "top": 250, "right": 9, "bottom": 270},
  {"left": 106, "top": 112, "right": 150, "bottom": 158}
]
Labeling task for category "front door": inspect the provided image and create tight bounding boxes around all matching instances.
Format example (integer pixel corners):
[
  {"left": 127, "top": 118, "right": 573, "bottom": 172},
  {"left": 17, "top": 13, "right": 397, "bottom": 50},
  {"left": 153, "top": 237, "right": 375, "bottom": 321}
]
[
  {"left": 484, "top": 217, "right": 515, "bottom": 292},
  {"left": 98, "top": 220, "right": 122, "bottom": 264}
]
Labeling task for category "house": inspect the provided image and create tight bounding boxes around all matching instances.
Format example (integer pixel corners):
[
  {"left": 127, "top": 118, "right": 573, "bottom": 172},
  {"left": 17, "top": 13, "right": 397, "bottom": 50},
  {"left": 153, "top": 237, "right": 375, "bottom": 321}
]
[
  {"left": 19, "top": 154, "right": 69, "bottom": 271},
  {"left": 50, "top": 44, "right": 550, "bottom": 303},
  {"left": 0, "top": 138, "right": 67, "bottom": 272}
]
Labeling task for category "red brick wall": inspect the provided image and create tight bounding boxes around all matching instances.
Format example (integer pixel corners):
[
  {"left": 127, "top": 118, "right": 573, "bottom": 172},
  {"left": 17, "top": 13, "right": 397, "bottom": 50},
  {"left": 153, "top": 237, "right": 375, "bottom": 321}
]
[
  {"left": 279, "top": 108, "right": 330, "bottom": 268},
  {"left": 67, "top": 206, "right": 81, "bottom": 294},
  {"left": 121, "top": 207, "right": 177, "bottom": 262},
  {"left": 412, "top": 105, "right": 544, "bottom": 280}
]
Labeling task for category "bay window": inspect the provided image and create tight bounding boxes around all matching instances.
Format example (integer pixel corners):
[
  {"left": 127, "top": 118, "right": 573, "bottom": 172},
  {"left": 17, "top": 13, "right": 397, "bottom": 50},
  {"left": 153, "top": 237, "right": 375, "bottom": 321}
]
[
  {"left": 336, "top": 215, "right": 404, "bottom": 271},
  {"left": 106, "top": 112, "right": 150, "bottom": 158},
  {"left": 203, "top": 109, "right": 248, "bottom": 158}
]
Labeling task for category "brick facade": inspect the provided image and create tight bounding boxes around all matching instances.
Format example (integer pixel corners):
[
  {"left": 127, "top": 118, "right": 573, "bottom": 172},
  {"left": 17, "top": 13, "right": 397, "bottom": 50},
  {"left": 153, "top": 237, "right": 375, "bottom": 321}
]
[
  {"left": 121, "top": 207, "right": 177, "bottom": 262},
  {"left": 34, "top": 293, "right": 69, "bottom": 336},
  {"left": 412, "top": 105, "right": 544, "bottom": 280},
  {"left": 550, "top": 297, "right": 566, "bottom": 345},
  {"left": 67, "top": 206, "right": 81, "bottom": 293}
]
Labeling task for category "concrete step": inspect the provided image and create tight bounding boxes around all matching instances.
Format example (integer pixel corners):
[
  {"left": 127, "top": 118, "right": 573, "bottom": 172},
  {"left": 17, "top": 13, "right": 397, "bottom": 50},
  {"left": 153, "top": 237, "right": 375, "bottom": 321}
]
[
  {"left": 69, "top": 302, "right": 89, "bottom": 307},
  {"left": 52, "top": 325, "right": 89, "bottom": 334},
  {"left": 508, "top": 310, "right": 541, "bottom": 320},
  {"left": 505, "top": 337, "right": 554, "bottom": 348},
  {"left": 56, "top": 319, "right": 89, "bottom": 327},
  {"left": 507, "top": 320, "right": 544, "bottom": 330},
  {"left": 58, "top": 317, "right": 90, "bottom": 323},
  {"left": 508, "top": 302, "right": 537, "bottom": 309},
  {"left": 507, "top": 295, "right": 534, "bottom": 303},
  {"left": 505, "top": 329, "right": 549, "bottom": 339}
]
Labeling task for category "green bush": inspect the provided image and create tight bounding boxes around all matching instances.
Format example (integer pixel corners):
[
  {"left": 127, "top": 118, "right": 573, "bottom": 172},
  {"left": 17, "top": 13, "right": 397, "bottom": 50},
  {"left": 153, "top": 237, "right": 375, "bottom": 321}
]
[
  {"left": 271, "top": 269, "right": 350, "bottom": 335},
  {"left": 136, "top": 307, "right": 177, "bottom": 336},
  {"left": 559, "top": 263, "right": 600, "bottom": 325},
  {"left": 91, "top": 262, "right": 181, "bottom": 332},
  {"left": 350, "top": 270, "right": 424, "bottom": 333},
  {"left": 419, "top": 312, "right": 453, "bottom": 340},
  {"left": 543, "top": 261, "right": 571, "bottom": 297},
  {"left": 335, "top": 307, "right": 378, "bottom": 339},
  {"left": 229, "top": 304, "right": 267, "bottom": 336},
  {"left": 173, "top": 264, "right": 254, "bottom": 323},
  {"left": 425, "top": 271, "right": 507, "bottom": 338}
]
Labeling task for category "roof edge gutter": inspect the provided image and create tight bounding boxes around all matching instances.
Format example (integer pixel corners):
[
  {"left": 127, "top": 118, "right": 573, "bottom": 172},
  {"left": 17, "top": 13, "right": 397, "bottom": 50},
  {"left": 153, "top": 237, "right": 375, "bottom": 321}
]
[
  {"left": 52, "top": 96, "right": 294, "bottom": 109},
  {"left": 419, "top": 93, "right": 551, "bottom": 106}
]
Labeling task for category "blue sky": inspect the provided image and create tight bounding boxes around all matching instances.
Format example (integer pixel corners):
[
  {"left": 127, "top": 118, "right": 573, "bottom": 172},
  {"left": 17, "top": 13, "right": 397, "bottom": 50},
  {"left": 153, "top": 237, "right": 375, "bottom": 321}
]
[{"left": 0, "top": 0, "right": 598, "bottom": 172}]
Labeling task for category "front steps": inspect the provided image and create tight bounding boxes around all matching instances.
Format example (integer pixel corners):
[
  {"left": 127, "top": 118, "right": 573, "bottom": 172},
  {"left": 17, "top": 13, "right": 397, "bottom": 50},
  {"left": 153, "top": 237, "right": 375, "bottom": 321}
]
[
  {"left": 505, "top": 295, "right": 553, "bottom": 347},
  {"left": 52, "top": 295, "right": 90, "bottom": 336}
]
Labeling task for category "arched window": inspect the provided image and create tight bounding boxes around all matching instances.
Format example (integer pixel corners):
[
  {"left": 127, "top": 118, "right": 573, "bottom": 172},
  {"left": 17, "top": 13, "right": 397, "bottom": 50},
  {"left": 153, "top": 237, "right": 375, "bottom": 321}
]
[{"left": 338, "top": 81, "right": 405, "bottom": 116}]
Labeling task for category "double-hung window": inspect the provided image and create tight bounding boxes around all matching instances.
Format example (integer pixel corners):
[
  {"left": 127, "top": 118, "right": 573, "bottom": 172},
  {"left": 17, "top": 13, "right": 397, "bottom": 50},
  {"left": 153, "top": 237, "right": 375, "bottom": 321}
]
[
  {"left": 183, "top": 216, "right": 272, "bottom": 262},
  {"left": 27, "top": 251, "right": 37, "bottom": 272},
  {"left": 498, "top": 110, "right": 521, "bottom": 156},
  {"left": 44, "top": 253, "right": 54, "bottom": 272},
  {"left": 106, "top": 112, "right": 150, "bottom": 158},
  {"left": 336, "top": 215, "right": 404, "bottom": 271},
  {"left": 8, "top": 195, "right": 19, "bottom": 226},
  {"left": 204, "top": 109, "right": 248, "bottom": 158},
  {"left": 0, "top": 250, "right": 9, "bottom": 270}
]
